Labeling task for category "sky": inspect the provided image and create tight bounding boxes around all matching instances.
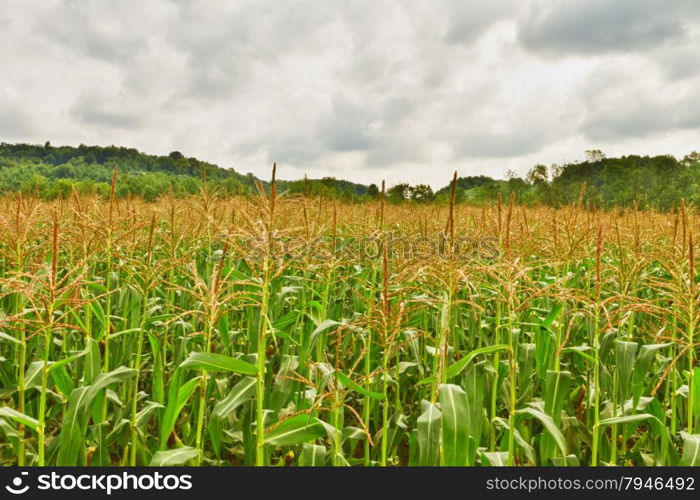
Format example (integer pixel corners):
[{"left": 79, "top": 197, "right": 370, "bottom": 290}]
[{"left": 1, "top": 0, "right": 700, "bottom": 188}]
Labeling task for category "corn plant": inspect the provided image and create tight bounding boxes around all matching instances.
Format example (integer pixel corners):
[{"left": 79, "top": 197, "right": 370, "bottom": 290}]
[{"left": 0, "top": 178, "right": 698, "bottom": 466}]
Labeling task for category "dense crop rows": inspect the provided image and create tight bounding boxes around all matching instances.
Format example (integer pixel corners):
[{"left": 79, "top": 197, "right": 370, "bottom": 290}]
[{"left": 0, "top": 174, "right": 698, "bottom": 466}]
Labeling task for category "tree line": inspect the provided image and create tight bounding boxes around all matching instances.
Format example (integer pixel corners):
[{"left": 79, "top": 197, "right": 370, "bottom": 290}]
[{"left": 1, "top": 143, "right": 699, "bottom": 209}]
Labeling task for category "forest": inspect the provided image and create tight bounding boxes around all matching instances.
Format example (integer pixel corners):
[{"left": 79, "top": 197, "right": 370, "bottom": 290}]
[{"left": 1, "top": 143, "right": 699, "bottom": 209}]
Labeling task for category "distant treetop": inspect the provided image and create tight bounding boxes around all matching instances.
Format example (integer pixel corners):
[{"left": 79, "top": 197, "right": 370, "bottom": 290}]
[{"left": 0, "top": 142, "right": 698, "bottom": 209}]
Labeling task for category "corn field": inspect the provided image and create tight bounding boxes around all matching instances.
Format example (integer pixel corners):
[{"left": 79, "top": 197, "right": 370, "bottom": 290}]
[{"left": 0, "top": 173, "right": 698, "bottom": 467}]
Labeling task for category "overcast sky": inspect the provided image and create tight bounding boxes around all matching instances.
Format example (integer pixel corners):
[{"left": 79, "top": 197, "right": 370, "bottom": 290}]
[{"left": 2, "top": 0, "right": 700, "bottom": 187}]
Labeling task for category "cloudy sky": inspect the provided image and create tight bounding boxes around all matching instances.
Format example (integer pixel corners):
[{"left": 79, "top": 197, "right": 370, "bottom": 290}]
[{"left": 2, "top": 0, "right": 700, "bottom": 187}]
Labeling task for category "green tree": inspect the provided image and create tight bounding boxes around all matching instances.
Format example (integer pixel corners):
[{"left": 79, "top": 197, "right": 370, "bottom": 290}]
[
  {"left": 409, "top": 184, "right": 434, "bottom": 202},
  {"left": 387, "top": 183, "right": 411, "bottom": 203},
  {"left": 367, "top": 183, "right": 379, "bottom": 198}
]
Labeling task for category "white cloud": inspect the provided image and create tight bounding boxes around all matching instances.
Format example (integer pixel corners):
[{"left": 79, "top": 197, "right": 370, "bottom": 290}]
[{"left": 1, "top": 0, "right": 699, "bottom": 188}]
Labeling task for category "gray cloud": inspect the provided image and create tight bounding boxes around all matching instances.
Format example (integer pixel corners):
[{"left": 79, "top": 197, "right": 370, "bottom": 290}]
[
  {"left": 34, "top": 1, "right": 164, "bottom": 62},
  {"left": 443, "top": 1, "right": 516, "bottom": 44},
  {"left": 655, "top": 45, "right": 700, "bottom": 80},
  {"left": 576, "top": 59, "right": 700, "bottom": 142},
  {"left": 0, "top": 95, "right": 38, "bottom": 140},
  {"left": 582, "top": 93, "right": 700, "bottom": 142},
  {"left": 69, "top": 91, "right": 146, "bottom": 130},
  {"left": 316, "top": 117, "right": 376, "bottom": 153},
  {"left": 457, "top": 130, "right": 551, "bottom": 159},
  {"left": 1, "top": 0, "right": 700, "bottom": 186},
  {"left": 518, "top": 0, "right": 698, "bottom": 56}
]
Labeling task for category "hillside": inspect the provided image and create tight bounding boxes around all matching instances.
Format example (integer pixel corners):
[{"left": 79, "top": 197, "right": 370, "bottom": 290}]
[
  {"left": 0, "top": 142, "right": 257, "bottom": 201},
  {"left": 548, "top": 153, "right": 700, "bottom": 209},
  {"left": 1, "top": 142, "right": 699, "bottom": 209},
  {"left": 0, "top": 142, "right": 375, "bottom": 201}
]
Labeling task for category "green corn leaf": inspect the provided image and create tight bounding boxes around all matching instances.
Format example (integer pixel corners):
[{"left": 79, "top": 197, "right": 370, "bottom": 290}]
[
  {"left": 301, "top": 443, "right": 327, "bottom": 466},
  {"left": 57, "top": 366, "right": 137, "bottom": 465},
  {"left": 264, "top": 414, "right": 326, "bottom": 447},
  {"left": 446, "top": 344, "right": 510, "bottom": 380},
  {"left": 598, "top": 413, "right": 660, "bottom": 427},
  {"left": 149, "top": 446, "right": 201, "bottom": 466},
  {"left": 680, "top": 432, "right": 700, "bottom": 466},
  {"left": 270, "top": 355, "right": 300, "bottom": 412},
  {"left": 212, "top": 376, "right": 257, "bottom": 420},
  {"left": 180, "top": 352, "right": 257, "bottom": 375},
  {"left": 541, "top": 302, "right": 564, "bottom": 328},
  {"left": 480, "top": 451, "right": 509, "bottom": 466},
  {"left": 147, "top": 333, "right": 165, "bottom": 404},
  {"left": 517, "top": 404, "right": 567, "bottom": 457},
  {"left": 309, "top": 319, "right": 341, "bottom": 346},
  {"left": 136, "top": 401, "right": 164, "bottom": 429},
  {"left": 492, "top": 417, "right": 537, "bottom": 465},
  {"left": 336, "top": 370, "right": 386, "bottom": 400},
  {"left": 561, "top": 346, "right": 596, "bottom": 363},
  {"left": 417, "top": 345, "right": 510, "bottom": 385},
  {"left": 632, "top": 344, "right": 670, "bottom": 407},
  {"left": 51, "top": 366, "right": 74, "bottom": 397},
  {"left": 614, "top": 340, "right": 638, "bottom": 400},
  {"left": 0, "top": 332, "right": 21, "bottom": 344},
  {"left": 463, "top": 365, "right": 484, "bottom": 444},
  {"left": 47, "top": 348, "right": 88, "bottom": 374},
  {"left": 24, "top": 361, "right": 44, "bottom": 388},
  {"left": 416, "top": 400, "right": 441, "bottom": 466},
  {"left": 541, "top": 370, "right": 570, "bottom": 463},
  {"left": 551, "top": 454, "right": 580, "bottom": 466},
  {"left": 0, "top": 407, "right": 39, "bottom": 431},
  {"left": 159, "top": 370, "right": 200, "bottom": 450},
  {"left": 84, "top": 337, "right": 101, "bottom": 386},
  {"left": 692, "top": 368, "right": 700, "bottom": 418},
  {"left": 439, "top": 384, "right": 472, "bottom": 466}
]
